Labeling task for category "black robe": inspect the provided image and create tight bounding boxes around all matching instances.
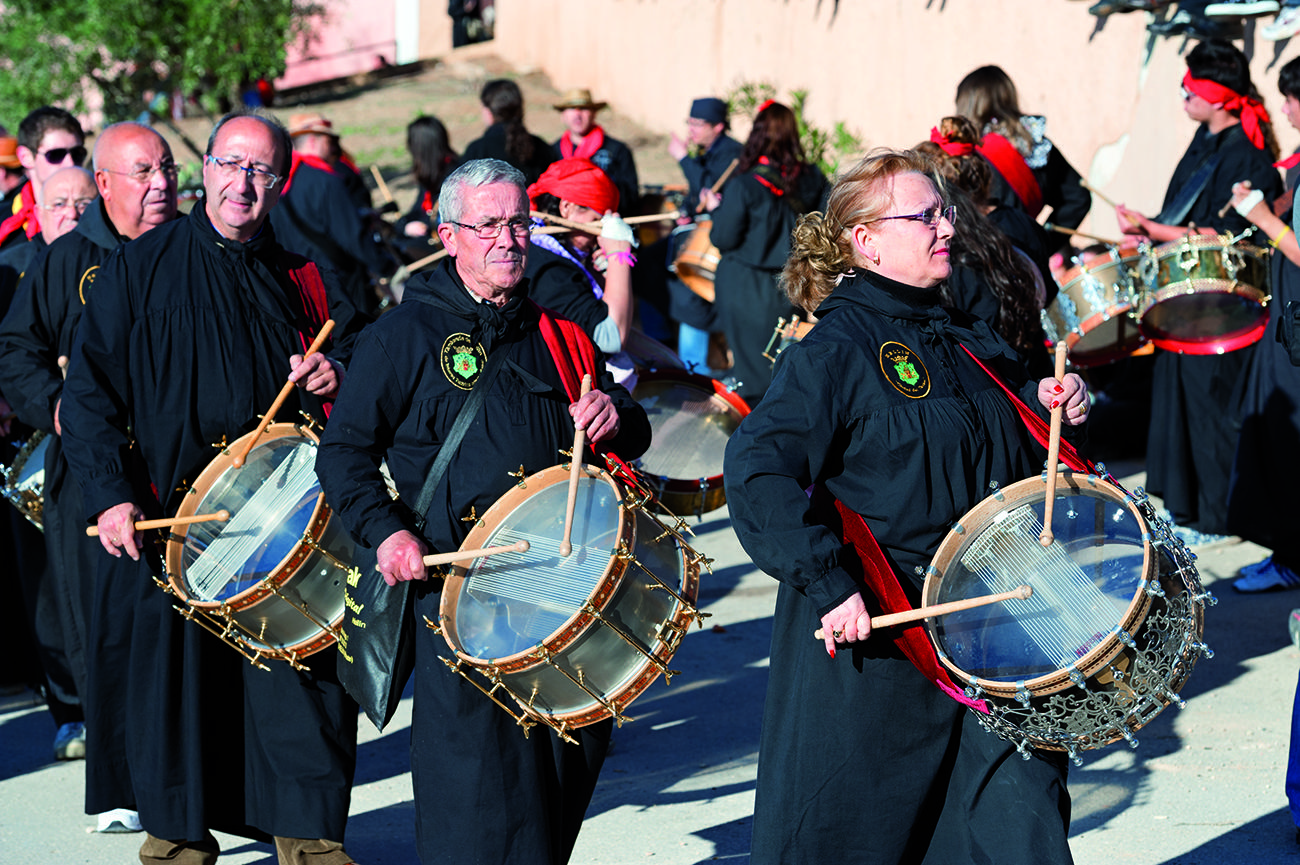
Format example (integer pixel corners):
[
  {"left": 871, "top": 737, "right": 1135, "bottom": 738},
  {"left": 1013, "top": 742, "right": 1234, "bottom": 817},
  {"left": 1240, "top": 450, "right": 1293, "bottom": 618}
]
[
  {"left": 0, "top": 198, "right": 144, "bottom": 813},
  {"left": 315, "top": 258, "right": 650, "bottom": 864},
  {"left": 463, "top": 123, "right": 556, "bottom": 185},
  {"left": 550, "top": 131, "right": 640, "bottom": 214},
  {"left": 1145, "top": 123, "right": 1282, "bottom": 533},
  {"left": 709, "top": 162, "right": 828, "bottom": 402},
  {"left": 723, "top": 270, "right": 1073, "bottom": 865},
  {"left": 58, "top": 204, "right": 367, "bottom": 844},
  {"left": 523, "top": 238, "right": 616, "bottom": 352}
]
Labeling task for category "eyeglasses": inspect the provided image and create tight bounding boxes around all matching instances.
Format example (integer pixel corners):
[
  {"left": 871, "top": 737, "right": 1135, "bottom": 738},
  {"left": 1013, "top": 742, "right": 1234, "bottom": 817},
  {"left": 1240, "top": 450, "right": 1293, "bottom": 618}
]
[
  {"left": 1181, "top": 86, "right": 1194, "bottom": 102},
  {"left": 99, "top": 162, "right": 179, "bottom": 183},
  {"left": 204, "top": 154, "right": 280, "bottom": 189},
  {"left": 873, "top": 205, "right": 956, "bottom": 229},
  {"left": 449, "top": 217, "right": 533, "bottom": 240},
  {"left": 39, "top": 146, "right": 87, "bottom": 166},
  {"left": 42, "top": 197, "right": 95, "bottom": 214}
]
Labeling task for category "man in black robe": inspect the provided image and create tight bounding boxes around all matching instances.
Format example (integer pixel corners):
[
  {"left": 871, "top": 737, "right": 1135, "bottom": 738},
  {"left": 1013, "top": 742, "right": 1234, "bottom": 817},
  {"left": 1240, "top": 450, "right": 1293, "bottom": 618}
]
[
  {"left": 0, "top": 123, "right": 179, "bottom": 829},
  {"left": 58, "top": 110, "right": 367, "bottom": 865},
  {"left": 314, "top": 158, "right": 650, "bottom": 864}
]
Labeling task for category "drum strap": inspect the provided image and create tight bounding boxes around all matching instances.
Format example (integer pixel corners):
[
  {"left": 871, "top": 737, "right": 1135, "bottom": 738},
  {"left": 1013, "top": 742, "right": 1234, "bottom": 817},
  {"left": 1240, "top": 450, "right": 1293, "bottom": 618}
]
[
  {"left": 533, "top": 301, "right": 599, "bottom": 401},
  {"left": 977, "top": 133, "right": 1044, "bottom": 217}
]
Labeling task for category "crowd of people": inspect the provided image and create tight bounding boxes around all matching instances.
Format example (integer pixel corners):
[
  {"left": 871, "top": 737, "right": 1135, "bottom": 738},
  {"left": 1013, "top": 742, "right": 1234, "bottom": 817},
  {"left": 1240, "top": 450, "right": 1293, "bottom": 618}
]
[{"left": 0, "top": 33, "right": 1298, "bottom": 865}]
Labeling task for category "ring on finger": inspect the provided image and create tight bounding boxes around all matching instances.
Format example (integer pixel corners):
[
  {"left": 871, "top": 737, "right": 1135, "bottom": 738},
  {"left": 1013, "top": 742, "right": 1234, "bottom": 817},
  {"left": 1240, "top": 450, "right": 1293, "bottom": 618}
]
[{"left": 832, "top": 629, "right": 844, "bottom": 639}]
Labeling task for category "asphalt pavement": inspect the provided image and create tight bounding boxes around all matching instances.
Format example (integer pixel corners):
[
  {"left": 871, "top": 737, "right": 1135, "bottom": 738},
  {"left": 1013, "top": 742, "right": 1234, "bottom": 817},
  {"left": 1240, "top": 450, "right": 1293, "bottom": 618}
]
[{"left": 2, "top": 464, "right": 1298, "bottom": 864}]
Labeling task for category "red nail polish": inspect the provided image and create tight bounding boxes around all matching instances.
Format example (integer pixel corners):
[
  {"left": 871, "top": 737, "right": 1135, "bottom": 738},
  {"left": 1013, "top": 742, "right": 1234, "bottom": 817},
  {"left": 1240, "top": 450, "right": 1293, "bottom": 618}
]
[
  {"left": 1053, "top": 384, "right": 1063, "bottom": 393},
  {"left": 829, "top": 647, "right": 836, "bottom": 659},
  {"left": 1051, "top": 400, "right": 1060, "bottom": 408}
]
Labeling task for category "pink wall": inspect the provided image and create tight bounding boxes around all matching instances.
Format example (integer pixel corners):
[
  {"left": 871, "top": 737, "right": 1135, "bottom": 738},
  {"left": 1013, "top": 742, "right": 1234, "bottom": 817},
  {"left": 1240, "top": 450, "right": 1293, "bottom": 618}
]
[{"left": 278, "top": 0, "right": 401, "bottom": 89}]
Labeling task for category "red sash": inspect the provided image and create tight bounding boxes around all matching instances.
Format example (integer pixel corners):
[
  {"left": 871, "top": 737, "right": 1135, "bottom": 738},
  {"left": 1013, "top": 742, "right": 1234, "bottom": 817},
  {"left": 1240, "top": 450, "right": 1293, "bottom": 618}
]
[
  {"left": 833, "top": 346, "right": 1093, "bottom": 711},
  {"left": 282, "top": 152, "right": 335, "bottom": 195},
  {"left": 285, "top": 256, "right": 333, "bottom": 416},
  {"left": 977, "top": 132, "right": 1044, "bottom": 217},
  {"left": 559, "top": 126, "right": 605, "bottom": 162},
  {"left": 0, "top": 183, "right": 39, "bottom": 246}
]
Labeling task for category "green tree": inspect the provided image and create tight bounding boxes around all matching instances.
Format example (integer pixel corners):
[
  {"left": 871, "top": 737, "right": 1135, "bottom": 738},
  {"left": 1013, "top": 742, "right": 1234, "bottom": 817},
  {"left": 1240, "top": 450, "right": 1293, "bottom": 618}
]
[{"left": 0, "top": 0, "right": 325, "bottom": 124}]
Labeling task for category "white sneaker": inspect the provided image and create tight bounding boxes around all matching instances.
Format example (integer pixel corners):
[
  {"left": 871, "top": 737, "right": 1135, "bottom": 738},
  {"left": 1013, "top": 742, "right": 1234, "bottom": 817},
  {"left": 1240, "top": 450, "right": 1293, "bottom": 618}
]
[
  {"left": 95, "top": 808, "right": 143, "bottom": 833},
  {"left": 1206, "top": 0, "right": 1281, "bottom": 15},
  {"left": 1263, "top": 6, "right": 1300, "bottom": 37}
]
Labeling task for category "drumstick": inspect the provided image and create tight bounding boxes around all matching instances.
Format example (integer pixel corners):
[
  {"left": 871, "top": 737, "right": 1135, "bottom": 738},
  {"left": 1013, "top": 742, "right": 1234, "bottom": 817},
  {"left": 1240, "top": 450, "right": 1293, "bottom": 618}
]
[
  {"left": 232, "top": 319, "right": 335, "bottom": 469},
  {"left": 369, "top": 165, "right": 395, "bottom": 205},
  {"left": 1043, "top": 222, "right": 1121, "bottom": 247},
  {"left": 559, "top": 374, "right": 593, "bottom": 558},
  {"left": 1079, "top": 178, "right": 1141, "bottom": 228},
  {"left": 405, "top": 225, "right": 572, "bottom": 274},
  {"left": 1040, "top": 341, "right": 1069, "bottom": 547},
  {"left": 710, "top": 159, "right": 739, "bottom": 195},
  {"left": 813, "top": 584, "right": 1033, "bottom": 639},
  {"left": 417, "top": 540, "right": 530, "bottom": 568},
  {"left": 86, "top": 510, "right": 230, "bottom": 537},
  {"left": 530, "top": 210, "right": 683, "bottom": 232}
]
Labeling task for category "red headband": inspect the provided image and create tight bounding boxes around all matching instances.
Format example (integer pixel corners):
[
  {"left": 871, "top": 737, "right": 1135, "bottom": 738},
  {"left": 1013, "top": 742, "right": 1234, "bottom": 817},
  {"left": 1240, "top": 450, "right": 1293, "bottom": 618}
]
[
  {"left": 527, "top": 157, "right": 620, "bottom": 214},
  {"left": 757, "top": 99, "right": 776, "bottom": 115},
  {"left": 1182, "top": 71, "right": 1271, "bottom": 150},
  {"left": 929, "top": 126, "right": 975, "bottom": 157}
]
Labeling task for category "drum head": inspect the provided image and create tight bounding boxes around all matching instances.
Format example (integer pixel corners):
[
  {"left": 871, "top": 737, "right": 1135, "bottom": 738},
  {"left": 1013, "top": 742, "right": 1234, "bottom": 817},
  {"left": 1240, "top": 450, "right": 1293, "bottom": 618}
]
[
  {"left": 445, "top": 470, "right": 623, "bottom": 661},
  {"left": 926, "top": 474, "right": 1152, "bottom": 696},
  {"left": 173, "top": 428, "right": 325, "bottom": 603},
  {"left": 631, "top": 371, "right": 749, "bottom": 486}
]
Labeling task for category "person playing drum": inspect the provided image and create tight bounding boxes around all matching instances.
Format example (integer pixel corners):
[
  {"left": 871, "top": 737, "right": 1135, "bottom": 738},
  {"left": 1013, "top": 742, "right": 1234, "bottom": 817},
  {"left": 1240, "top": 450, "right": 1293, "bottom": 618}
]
[
  {"left": 314, "top": 158, "right": 651, "bottom": 865},
  {"left": 723, "top": 149, "right": 1087, "bottom": 864}
]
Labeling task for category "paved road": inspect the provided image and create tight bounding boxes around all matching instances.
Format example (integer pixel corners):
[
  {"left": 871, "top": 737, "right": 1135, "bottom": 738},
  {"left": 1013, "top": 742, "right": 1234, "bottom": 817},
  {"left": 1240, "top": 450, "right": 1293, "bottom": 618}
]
[{"left": 2, "top": 468, "right": 1297, "bottom": 864}]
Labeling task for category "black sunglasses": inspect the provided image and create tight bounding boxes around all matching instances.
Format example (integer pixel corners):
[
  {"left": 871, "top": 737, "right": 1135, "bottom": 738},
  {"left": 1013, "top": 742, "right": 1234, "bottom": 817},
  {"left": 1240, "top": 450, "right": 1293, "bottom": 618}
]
[{"left": 40, "top": 145, "right": 87, "bottom": 165}]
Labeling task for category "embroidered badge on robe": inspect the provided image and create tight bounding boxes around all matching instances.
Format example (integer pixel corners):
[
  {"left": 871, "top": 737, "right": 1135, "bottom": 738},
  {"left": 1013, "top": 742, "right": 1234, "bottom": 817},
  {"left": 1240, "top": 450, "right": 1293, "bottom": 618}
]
[
  {"left": 440, "top": 333, "right": 486, "bottom": 390},
  {"left": 78, "top": 265, "right": 99, "bottom": 305},
  {"left": 879, "top": 341, "right": 930, "bottom": 398}
]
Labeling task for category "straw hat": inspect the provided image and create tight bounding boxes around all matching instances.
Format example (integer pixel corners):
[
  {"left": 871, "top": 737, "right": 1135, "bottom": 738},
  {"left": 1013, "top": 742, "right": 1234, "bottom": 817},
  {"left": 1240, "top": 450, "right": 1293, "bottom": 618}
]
[
  {"left": 0, "top": 137, "right": 21, "bottom": 169},
  {"left": 287, "top": 112, "right": 338, "bottom": 138},
  {"left": 553, "top": 89, "right": 606, "bottom": 112}
]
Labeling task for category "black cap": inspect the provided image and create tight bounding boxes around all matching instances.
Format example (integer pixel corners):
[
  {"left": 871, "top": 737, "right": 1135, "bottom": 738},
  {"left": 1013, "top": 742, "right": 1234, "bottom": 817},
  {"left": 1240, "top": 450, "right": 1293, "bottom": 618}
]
[{"left": 689, "top": 97, "right": 727, "bottom": 125}]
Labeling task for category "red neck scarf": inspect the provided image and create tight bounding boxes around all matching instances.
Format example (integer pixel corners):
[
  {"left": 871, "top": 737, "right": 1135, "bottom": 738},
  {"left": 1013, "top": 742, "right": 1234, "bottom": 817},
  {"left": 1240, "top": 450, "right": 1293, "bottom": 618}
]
[
  {"left": 1183, "top": 71, "right": 1271, "bottom": 151},
  {"left": 282, "top": 151, "right": 335, "bottom": 196},
  {"left": 559, "top": 125, "right": 605, "bottom": 161},
  {"left": 1276, "top": 151, "right": 1300, "bottom": 171},
  {"left": 929, "top": 127, "right": 975, "bottom": 157},
  {"left": 0, "top": 183, "right": 40, "bottom": 246}
]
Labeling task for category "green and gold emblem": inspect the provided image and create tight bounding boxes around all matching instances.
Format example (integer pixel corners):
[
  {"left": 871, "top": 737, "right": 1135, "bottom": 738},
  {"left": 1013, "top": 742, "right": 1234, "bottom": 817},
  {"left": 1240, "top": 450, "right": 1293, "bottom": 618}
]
[
  {"left": 879, "top": 341, "right": 930, "bottom": 398},
  {"left": 440, "top": 333, "right": 487, "bottom": 390}
]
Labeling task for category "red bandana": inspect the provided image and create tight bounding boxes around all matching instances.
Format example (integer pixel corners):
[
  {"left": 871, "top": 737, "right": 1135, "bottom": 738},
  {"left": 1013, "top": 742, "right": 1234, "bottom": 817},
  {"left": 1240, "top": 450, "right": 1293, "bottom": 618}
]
[
  {"left": 0, "top": 183, "right": 40, "bottom": 246},
  {"left": 282, "top": 151, "right": 335, "bottom": 196},
  {"left": 929, "top": 126, "right": 975, "bottom": 157},
  {"left": 559, "top": 125, "right": 605, "bottom": 162},
  {"left": 1182, "top": 71, "right": 1271, "bottom": 151},
  {"left": 528, "top": 157, "right": 620, "bottom": 213},
  {"left": 1276, "top": 151, "right": 1300, "bottom": 171}
]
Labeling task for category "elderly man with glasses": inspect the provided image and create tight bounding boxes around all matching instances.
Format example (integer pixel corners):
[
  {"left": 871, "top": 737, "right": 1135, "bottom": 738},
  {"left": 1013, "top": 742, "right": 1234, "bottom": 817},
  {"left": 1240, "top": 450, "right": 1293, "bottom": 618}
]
[
  {"left": 55, "top": 110, "right": 368, "bottom": 865},
  {"left": 315, "top": 158, "right": 650, "bottom": 865},
  {"left": 0, "top": 106, "right": 86, "bottom": 251}
]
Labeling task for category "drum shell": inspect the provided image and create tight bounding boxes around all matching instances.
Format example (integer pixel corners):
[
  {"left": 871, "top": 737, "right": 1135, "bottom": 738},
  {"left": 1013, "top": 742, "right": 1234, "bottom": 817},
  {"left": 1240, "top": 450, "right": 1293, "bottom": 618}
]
[
  {"left": 1041, "top": 244, "right": 1153, "bottom": 367},
  {"left": 439, "top": 464, "right": 700, "bottom": 729},
  {"left": 630, "top": 369, "right": 751, "bottom": 517},
  {"left": 923, "top": 471, "right": 1206, "bottom": 753},
  {"left": 164, "top": 423, "right": 353, "bottom": 659},
  {"left": 3, "top": 430, "right": 50, "bottom": 531},
  {"left": 1140, "top": 237, "right": 1270, "bottom": 354},
  {"left": 671, "top": 221, "right": 719, "bottom": 303}
]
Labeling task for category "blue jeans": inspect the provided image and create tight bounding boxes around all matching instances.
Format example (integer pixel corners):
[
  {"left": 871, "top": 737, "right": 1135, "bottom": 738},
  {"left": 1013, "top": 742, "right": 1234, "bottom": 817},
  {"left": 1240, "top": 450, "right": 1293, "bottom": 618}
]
[{"left": 677, "top": 322, "right": 710, "bottom": 373}]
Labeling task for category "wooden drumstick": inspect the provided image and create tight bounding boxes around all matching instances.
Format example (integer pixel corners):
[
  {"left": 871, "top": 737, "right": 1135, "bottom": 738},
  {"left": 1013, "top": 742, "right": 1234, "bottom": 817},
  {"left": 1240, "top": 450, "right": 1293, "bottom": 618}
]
[
  {"left": 417, "top": 540, "right": 530, "bottom": 568},
  {"left": 86, "top": 510, "right": 230, "bottom": 537},
  {"left": 559, "top": 374, "right": 593, "bottom": 557},
  {"left": 1043, "top": 222, "right": 1121, "bottom": 247},
  {"left": 1040, "top": 341, "right": 1069, "bottom": 547},
  {"left": 813, "top": 584, "right": 1033, "bottom": 639},
  {"left": 232, "top": 319, "right": 335, "bottom": 469},
  {"left": 369, "top": 164, "right": 395, "bottom": 205},
  {"left": 710, "top": 158, "right": 739, "bottom": 195},
  {"left": 407, "top": 225, "right": 575, "bottom": 274},
  {"left": 1080, "top": 178, "right": 1141, "bottom": 227}
]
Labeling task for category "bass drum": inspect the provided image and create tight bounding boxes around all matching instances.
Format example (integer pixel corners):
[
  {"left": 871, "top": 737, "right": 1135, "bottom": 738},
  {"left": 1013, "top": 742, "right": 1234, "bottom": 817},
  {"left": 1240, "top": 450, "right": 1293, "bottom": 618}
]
[
  {"left": 436, "top": 461, "right": 705, "bottom": 741},
  {"left": 163, "top": 422, "right": 355, "bottom": 668},
  {"left": 923, "top": 470, "right": 1213, "bottom": 762}
]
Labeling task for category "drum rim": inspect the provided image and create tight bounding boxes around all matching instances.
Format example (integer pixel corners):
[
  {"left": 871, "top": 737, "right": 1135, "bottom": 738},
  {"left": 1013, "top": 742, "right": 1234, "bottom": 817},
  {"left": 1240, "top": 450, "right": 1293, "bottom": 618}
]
[
  {"left": 1057, "top": 245, "right": 1153, "bottom": 292},
  {"left": 165, "top": 422, "right": 332, "bottom": 613},
  {"left": 440, "top": 462, "right": 630, "bottom": 671},
  {"left": 4, "top": 428, "right": 49, "bottom": 487},
  {"left": 923, "top": 471, "right": 1155, "bottom": 698}
]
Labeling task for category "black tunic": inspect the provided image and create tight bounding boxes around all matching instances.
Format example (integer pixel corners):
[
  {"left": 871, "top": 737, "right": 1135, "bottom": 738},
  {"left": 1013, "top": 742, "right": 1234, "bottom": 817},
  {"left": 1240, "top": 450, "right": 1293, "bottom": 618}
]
[
  {"left": 523, "top": 239, "right": 615, "bottom": 351},
  {"left": 0, "top": 198, "right": 143, "bottom": 814},
  {"left": 58, "top": 204, "right": 367, "bottom": 844},
  {"left": 1145, "top": 123, "right": 1282, "bottom": 533},
  {"left": 271, "top": 159, "right": 392, "bottom": 314},
  {"left": 550, "top": 131, "right": 640, "bottom": 214},
  {"left": 724, "top": 270, "right": 1072, "bottom": 865},
  {"left": 314, "top": 258, "right": 650, "bottom": 864},
  {"left": 1228, "top": 170, "right": 1300, "bottom": 566},
  {"left": 709, "top": 162, "right": 828, "bottom": 402},
  {"left": 463, "top": 123, "right": 557, "bottom": 185}
]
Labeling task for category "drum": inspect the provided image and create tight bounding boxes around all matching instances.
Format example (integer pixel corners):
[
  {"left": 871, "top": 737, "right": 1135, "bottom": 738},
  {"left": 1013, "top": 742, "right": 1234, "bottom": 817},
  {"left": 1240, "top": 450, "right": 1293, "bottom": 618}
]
[
  {"left": 762, "top": 316, "right": 815, "bottom": 365},
  {"left": 163, "top": 422, "right": 355, "bottom": 668},
  {"left": 635, "top": 183, "right": 687, "bottom": 247},
  {"left": 671, "top": 221, "right": 719, "bottom": 302},
  {"left": 923, "top": 470, "right": 1213, "bottom": 762},
  {"left": 1041, "top": 242, "right": 1155, "bottom": 367},
  {"left": 3, "top": 430, "right": 50, "bottom": 531},
  {"left": 434, "top": 461, "right": 705, "bottom": 741},
  {"left": 621, "top": 328, "right": 684, "bottom": 372},
  {"left": 1140, "top": 235, "right": 1270, "bottom": 354},
  {"left": 630, "top": 369, "right": 751, "bottom": 517}
]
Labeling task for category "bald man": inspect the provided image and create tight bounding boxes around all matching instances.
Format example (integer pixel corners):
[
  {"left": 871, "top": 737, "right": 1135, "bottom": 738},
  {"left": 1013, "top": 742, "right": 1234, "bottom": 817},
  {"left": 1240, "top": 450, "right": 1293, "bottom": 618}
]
[{"left": 0, "top": 121, "right": 179, "bottom": 831}]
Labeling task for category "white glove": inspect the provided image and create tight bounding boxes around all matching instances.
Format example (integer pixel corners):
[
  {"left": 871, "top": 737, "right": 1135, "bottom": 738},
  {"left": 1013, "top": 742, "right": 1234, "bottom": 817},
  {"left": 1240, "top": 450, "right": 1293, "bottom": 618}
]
[
  {"left": 1235, "top": 188, "right": 1264, "bottom": 217},
  {"left": 600, "top": 213, "right": 637, "bottom": 247}
]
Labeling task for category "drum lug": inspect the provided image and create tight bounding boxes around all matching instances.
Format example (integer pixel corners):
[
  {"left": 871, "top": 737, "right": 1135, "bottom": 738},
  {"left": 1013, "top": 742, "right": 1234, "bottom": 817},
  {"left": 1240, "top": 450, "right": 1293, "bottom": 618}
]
[
  {"left": 422, "top": 613, "right": 443, "bottom": 636},
  {"left": 438, "top": 655, "right": 551, "bottom": 741},
  {"left": 584, "top": 600, "right": 683, "bottom": 685},
  {"left": 1065, "top": 743, "right": 1083, "bottom": 766},
  {"left": 296, "top": 410, "right": 323, "bottom": 433},
  {"left": 987, "top": 480, "right": 1003, "bottom": 502},
  {"left": 1068, "top": 667, "right": 1088, "bottom": 691},
  {"left": 1191, "top": 639, "right": 1214, "bottom": 660},
  {"left": 1118, "top": 724, "right": 1140, "bottom": 750},
  {"left": 1116, "top": 628, "right": 1136, "bottom": 649},
  {"left": 507, "top": 465, "right": 528, "bottom": 488},
  {"left": 1014, "top": 737, "right": 1033, "bottom": 761},
  {"left": 1142, "top": 578, "right": 1167, "bottom": 599},
  {"left": 1014, "top": 681, "right": 1030, "bottom": 706},
  {"left": 531, "top": 643, "right": 634, "bottom": 729},
  {"left": 167, "top": 601, "right": 273, "bottom": 671}
]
